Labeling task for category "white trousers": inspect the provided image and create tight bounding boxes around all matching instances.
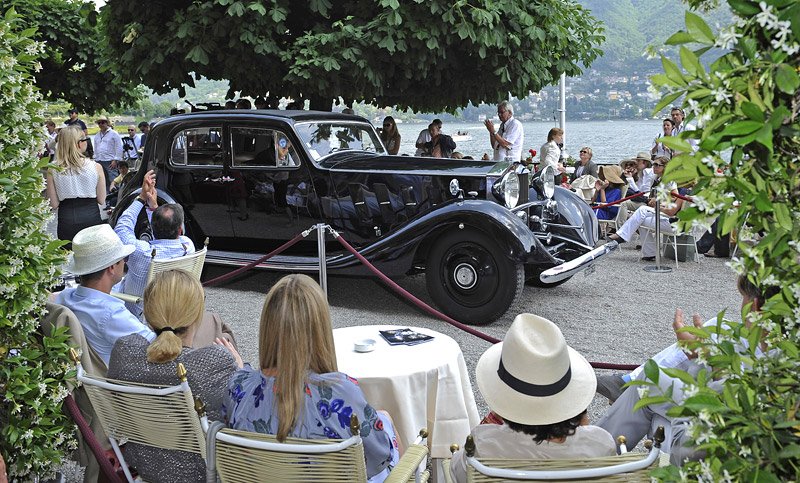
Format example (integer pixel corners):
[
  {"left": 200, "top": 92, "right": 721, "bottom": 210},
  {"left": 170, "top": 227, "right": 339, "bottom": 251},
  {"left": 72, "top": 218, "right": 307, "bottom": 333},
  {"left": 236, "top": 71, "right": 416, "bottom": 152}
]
[{"left": 616, "top": 206, "right": 674, "bottom": 257}]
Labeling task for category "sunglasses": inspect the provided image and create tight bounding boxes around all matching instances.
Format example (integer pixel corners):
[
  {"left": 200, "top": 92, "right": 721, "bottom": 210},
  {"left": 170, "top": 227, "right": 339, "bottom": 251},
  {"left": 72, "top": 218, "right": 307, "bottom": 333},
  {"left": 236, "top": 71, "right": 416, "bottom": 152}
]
[
  {"left": 580, "top": 150, "right": 589, "bottom": 154},
  {"left": 78, "top": 138, "right": 89, "bottom": 142},
  {"left": 653, "top": 162, "right": 666, "bottom": 167}
]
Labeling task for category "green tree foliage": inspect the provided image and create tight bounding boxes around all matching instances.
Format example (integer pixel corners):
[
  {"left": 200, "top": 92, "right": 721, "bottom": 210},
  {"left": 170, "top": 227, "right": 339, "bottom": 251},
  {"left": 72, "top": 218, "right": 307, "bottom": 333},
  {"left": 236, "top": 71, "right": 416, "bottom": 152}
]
[
  {"left": 5, "top": 0, "right": 141, "bottom": 113},
  {"left": 643, "top": 1, "right": 800, "bottom": 479},
  {"left": 0, "top": 8, "right": 75, "bottom": 479},
  {"left": 102, "top": 0, "right": 605, "bottom": 111}
]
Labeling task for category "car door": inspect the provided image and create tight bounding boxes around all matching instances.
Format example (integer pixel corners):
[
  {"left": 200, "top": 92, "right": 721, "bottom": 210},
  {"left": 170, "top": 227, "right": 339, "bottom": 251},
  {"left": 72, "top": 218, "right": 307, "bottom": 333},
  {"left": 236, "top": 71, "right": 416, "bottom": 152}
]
[
  {"left": 228, "top": 125, "right": 322, "bottom": 254},
  {"left": 166, "top": 123, "right": 236, "bottom": 245}
]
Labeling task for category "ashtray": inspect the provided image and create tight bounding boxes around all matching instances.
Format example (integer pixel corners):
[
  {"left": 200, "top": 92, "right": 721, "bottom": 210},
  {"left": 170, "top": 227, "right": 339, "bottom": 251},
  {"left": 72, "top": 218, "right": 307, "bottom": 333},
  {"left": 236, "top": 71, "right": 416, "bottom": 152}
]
[{"left": 353, "top": 338, "right": 376, "bottom": 353}]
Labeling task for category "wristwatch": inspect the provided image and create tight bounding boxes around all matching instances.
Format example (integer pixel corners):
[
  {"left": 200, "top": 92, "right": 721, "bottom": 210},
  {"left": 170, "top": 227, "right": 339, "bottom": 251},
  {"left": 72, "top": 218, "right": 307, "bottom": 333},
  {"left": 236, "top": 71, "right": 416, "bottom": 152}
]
[{"left": 136, "top": 197, "right": 148, "bottom": 205}]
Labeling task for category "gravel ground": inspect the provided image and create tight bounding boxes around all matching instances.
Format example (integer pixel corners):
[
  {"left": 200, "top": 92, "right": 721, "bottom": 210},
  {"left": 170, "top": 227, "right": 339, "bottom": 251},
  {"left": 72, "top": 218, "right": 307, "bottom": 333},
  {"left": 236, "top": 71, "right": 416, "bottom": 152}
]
[{"left": 203, "top": 244, "right": 741, "bottom": 426}]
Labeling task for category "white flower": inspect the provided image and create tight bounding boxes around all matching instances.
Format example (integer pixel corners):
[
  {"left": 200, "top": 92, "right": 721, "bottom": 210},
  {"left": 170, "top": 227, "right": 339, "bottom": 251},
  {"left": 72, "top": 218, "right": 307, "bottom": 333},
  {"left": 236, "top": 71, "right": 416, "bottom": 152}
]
[
  {"left": 686, "top": 98, "right": 701, "bottom": 117},
  {"left": 739, "top": 446, "right": 752, "bottom": 457},
  {"left": 715, "top": 26, "right": 742, "bottom": 50},
  {"left": 756, "top": 2, "right": 779, "bottom": 29},
  {"left": 711, "top": 87, "right": 732, "bottom": 104}
]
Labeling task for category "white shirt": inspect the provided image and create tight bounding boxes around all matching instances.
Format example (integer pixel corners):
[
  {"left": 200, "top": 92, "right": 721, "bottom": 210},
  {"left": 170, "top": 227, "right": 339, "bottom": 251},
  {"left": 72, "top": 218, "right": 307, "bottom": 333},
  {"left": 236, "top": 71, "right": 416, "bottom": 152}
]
[
  {"left": 122, "top": 133, "right": 142, "bottom": 160},
  {"left": 539, "top": 140, "right": 561, "bottom": 169},
  {"left": 493, "top": 116, "right": 524, "bottom": 162},
  {"left": 450, "top": 424, "right": 616, "bottom": 483},
  {"left": 672, "top": 123, "right": 698, "bottom": 150},
  {"left": 638, "top": 168, "right": 656, "bottom": 193},
  {"left": 94, "top": 128, "right": 124, "bottom": 162},
  {"left": 415, "top": 129, "right": 431, "bottom": 156}
]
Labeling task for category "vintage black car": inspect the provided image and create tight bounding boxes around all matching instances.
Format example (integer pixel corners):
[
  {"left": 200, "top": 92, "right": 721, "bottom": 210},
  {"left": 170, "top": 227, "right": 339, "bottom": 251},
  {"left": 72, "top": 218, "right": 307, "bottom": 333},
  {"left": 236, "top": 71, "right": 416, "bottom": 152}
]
[{"left": 112, "top": 110, "right": 613, "bottom": 324}]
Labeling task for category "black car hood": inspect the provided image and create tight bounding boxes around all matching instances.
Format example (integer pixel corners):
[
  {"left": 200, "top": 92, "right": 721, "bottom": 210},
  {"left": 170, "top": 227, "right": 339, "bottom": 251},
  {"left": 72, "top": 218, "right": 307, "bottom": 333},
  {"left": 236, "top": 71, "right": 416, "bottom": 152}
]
[{"left": 320, "top": 153, "right": 502, "bottom": 177}]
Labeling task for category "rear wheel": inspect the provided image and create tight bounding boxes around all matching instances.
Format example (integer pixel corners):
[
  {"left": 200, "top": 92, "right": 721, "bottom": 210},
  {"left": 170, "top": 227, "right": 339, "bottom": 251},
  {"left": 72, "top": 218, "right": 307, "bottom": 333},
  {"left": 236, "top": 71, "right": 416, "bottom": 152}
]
[{"left": 426, "top": 228, "right": 524, "bottom": 325}]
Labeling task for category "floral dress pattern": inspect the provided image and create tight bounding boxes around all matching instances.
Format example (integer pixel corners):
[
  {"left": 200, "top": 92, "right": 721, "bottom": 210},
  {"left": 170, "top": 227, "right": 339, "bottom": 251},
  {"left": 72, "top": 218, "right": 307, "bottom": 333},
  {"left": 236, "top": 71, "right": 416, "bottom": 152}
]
[{"left": 223, "top": 368, "right": 398, "bottom": 480}]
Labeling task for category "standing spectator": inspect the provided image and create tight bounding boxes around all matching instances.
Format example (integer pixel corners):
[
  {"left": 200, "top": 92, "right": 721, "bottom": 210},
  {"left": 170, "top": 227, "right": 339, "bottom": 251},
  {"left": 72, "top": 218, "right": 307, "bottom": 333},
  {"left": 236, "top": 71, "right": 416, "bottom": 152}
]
[
  {"left": 64, "top": 108, "right": 88, "bottom": 135},
  {"left": 651, "top": 119, "right": 675, "bottom": 159},
  {"left": 415, "top": 119, "right": 441, "bottom": 156},
  {"left": 425, "top": 129, "right": 456, "bottom": 159},
  {"left": 42, "top": 120, "right": 58, "bottom": 160},
  {"left": 484, "top": 101, "right": 524, "bottom": 162},
  {"left": 45, "top": 127, "right": 106, "bottom": 247},
  {"left": 138, "top": 121, "right": 151, "bottom": 154},
  {"left": 670, "top": 107, "right": 697, "bottom": 150},
  {"left": 592, "top": 165, "right": 625, "bottom": 220},
  {"left": 93, "top": 115, "right": 123, "bottom": 191},
  {"left": 380, "top": 116, "right": 401, "bottom": 155},
  {"left": 539, "top": 127, "right": 565, "bottom": 172},
  {"left": 122, "top": 125, "right": 141, "bottom": 164},
  {"left": 570, "top": 146, "right": 598, "bottom": 181}
]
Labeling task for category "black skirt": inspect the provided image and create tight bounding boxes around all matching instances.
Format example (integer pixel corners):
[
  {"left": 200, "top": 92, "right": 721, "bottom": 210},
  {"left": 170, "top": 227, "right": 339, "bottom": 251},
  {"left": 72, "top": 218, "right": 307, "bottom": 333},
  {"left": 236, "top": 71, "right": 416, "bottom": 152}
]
[{"left": 58, "top": 197, "right": 102, "bottom": 245}]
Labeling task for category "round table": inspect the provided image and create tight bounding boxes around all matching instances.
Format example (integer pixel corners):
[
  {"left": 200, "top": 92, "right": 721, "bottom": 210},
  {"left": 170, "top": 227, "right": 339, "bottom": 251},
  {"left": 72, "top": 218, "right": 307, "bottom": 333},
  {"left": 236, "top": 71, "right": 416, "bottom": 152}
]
[{"left": 333, "top": 325, "right": 480, "bottom": 459}]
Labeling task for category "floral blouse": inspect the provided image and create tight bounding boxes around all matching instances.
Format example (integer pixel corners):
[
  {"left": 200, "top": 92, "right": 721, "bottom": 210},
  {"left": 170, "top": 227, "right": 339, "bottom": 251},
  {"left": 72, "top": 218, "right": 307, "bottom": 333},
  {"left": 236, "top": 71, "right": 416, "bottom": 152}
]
[{"left": 223, "top": 367, "right": 397, "bottom": 479}]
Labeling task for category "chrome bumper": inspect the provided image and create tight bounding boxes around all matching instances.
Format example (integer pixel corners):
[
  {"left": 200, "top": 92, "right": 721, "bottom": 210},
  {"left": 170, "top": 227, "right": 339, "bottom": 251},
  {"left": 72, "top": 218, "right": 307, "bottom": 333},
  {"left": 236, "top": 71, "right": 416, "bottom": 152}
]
[{"left": 539, "top": 241, "right": 618, "bottom": 283}]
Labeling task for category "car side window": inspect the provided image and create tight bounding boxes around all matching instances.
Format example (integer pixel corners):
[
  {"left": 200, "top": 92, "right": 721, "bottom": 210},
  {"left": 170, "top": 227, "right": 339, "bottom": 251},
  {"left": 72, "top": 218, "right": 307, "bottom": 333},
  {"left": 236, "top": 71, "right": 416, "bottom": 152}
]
[
  {"left": 170, "top": 126, "right": 223, "bottom": 166},
  {"left": 231, "top": 127, "right": 299, "bottom": 168}
]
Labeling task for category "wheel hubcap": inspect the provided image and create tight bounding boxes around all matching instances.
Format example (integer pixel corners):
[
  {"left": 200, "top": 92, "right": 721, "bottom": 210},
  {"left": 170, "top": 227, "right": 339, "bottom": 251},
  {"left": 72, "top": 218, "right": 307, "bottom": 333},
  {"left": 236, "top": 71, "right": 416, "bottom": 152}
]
[{"left": 453, "top": 263, "right": 478, "bottom": 290}]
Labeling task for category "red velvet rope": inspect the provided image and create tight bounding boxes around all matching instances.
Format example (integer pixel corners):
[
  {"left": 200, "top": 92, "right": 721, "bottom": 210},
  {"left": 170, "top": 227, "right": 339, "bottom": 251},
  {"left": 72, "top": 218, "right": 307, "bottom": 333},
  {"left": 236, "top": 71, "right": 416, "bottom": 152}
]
[
  {"left": 592, "top": 190, "right": 694, "bottom": 210},
  {"left": 63, "top": 394, "right": 124, "bottom": 482},
  {"left": 201, "top": 233, "right": 305, "bottom": 287}
]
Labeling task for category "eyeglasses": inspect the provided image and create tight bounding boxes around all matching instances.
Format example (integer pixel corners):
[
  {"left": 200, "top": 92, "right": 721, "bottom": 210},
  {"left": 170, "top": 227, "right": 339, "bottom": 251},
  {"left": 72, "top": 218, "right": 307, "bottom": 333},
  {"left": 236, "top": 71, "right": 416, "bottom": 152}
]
[
  {"left": 653, "top": 162, "right": 665, "bottom": 167},
  {"left": 580, "top": 150, "right": 589, "bottom": 154},
  {"left": 383, "top": 124, "right": 391, "bottom": 128},
  {"left": 128, "top": 129, "right": 135, "bottom": 132},
  {"left": 78, "top": 138, "right": 89, "bottom": 142}
]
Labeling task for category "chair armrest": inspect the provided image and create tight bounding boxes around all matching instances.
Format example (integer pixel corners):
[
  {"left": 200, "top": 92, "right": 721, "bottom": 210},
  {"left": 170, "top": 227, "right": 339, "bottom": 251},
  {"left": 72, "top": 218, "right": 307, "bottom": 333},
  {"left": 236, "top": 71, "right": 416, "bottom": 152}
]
[
  {"left": 386, "top": 444, "right": 429, "bottom": 483},
  {"left": 110, "top": 291, "right": 142, "bottom": 304}
]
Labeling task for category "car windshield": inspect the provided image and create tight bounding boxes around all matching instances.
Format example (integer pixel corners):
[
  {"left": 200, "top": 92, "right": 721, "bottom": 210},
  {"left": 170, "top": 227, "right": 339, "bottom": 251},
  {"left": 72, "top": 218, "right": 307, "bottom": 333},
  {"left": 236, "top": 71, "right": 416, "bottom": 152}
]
[{"left": 294, "top": 121, "right": 385, "bottom": 162}]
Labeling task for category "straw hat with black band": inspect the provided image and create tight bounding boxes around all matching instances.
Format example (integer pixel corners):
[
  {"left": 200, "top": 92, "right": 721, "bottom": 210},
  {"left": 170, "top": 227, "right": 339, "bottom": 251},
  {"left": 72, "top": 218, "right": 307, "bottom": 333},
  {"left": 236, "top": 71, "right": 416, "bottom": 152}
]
[
  {"left": 599, "top": 165, "right": 625, "bottom": 185},
  {"left": 64, "top": 224, "right": 135, "bottom": 276},
  {"left": 476, "top": 313, "right": 596, "bottom": 426}
]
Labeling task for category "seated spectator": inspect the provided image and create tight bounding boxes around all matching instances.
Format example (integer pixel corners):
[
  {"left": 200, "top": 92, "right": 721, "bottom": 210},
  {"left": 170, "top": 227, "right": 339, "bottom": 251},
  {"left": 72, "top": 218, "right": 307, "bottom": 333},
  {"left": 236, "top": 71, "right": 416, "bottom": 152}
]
[
  {"left": 570, "top": 146, "right": 598, "bottom": 181},
  {"left": 450, "top": 314, "right": 616, "bottom": 483},
  {"left": 592, "top": 165, "right": 625, "bottom": 220},
  {"left": 597, "top": 275, "right": 779, "bottom": 465},
  {"left": 235, "top": 98, "right": 252, "bottom": 109},
  {"left": 223, "top": 274, "right": 399, "bottom": 482},
  {"left": 53, "top": 225, "right": 154, "bottom": 365},
  {"left": 607, "top": 157, "right": 685, "bottom": 261},
  {"left": 107, "top": 270, "right": 243, "bottom": 482},
  {"left": 114, "top": 170, "right": 195, "bottom": 318},
  {"left": 425, "top": 130, "right": 456, "bottom": 159}
]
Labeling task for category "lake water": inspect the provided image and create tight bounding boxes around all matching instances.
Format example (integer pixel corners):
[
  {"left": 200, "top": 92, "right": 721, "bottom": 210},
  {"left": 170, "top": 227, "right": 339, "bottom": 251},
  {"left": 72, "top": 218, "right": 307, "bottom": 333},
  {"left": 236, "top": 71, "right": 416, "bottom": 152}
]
[{"left": 393, "top": 119, "right": 663, "bottom": 165}]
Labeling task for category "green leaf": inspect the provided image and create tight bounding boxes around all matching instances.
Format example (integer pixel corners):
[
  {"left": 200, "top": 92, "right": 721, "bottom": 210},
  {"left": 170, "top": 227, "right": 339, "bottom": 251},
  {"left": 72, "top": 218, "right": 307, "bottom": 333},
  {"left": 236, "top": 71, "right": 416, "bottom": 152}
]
[
  {"left": 633, "top": 395, "right": 672, "bottom": 412},
  {"left": 773, "top": 203, "right": 792, "bottom": 230},
  {"left": 770, "top": 105, "right": 791, "bottom": 130},
  {"left": 722, "top": 120, "right": 763, "bottom": 136},
  {"left": 728, "top": 0, "right": 761, "bottom": 16},
  {"left": 644, "top": 359, "right": 660, "bottom": 384},
  {"left": 665, "top": 31, "right": 695, "bottom": 45},
  {"left": 741, "top": 101, "right": 765, "bottom": 122},
  {"left": 683, "top": 393, "right": 725, "bottom": 411},
  {"left": 661, "top": 56, "right": 686, "bottom": 85},
  {"left": 679, "top": 46, "right": 703, "bottom": 77},
  {"left": 653, "top": 91, "right": 683, "bottom": 113},
  {"left": 775, "top": 64, "right": 800, "bottom": 94},
  {"left": 661, "top": 136, "right": 692, "bottom": 152},
  {"left": 684, "top": 11, "right": 714, "bottom": 45}
]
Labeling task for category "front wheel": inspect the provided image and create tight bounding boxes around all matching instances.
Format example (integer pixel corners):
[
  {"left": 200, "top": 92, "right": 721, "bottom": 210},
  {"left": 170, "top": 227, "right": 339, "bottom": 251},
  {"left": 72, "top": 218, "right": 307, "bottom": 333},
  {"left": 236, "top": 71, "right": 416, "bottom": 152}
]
[{"left": 426, "top": 228, "right": 524, "bottom": 325}]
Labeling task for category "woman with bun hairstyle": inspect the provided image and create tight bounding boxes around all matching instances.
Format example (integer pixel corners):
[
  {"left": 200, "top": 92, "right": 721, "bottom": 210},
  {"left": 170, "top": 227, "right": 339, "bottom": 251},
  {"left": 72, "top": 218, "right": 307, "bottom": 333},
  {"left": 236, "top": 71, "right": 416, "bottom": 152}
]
[
  {"left": 223, "top": 274, "right": 399, "bottom": 482},
  {"left": 107, "top": 270, "right": 243, "bottom": 482}
]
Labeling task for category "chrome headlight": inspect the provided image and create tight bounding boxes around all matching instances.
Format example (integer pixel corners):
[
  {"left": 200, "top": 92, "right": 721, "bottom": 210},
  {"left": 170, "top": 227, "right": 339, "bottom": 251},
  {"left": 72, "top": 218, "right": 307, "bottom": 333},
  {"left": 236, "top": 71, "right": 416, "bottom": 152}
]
[
  {"left": 537, "top": 165, "right": 556, "bottom": 199},
  {"left": 494, "top": 171, "right": 520, "bottom": 208}
]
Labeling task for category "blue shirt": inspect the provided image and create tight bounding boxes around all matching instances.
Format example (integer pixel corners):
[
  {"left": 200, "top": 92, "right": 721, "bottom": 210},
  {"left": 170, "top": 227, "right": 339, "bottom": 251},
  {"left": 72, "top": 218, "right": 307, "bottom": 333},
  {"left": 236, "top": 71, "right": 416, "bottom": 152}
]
[
  {"left": 53, "top": 286, "right": 155, "bottom": 365},
  {"left": 114, "top": 200, "right": 195, "bottom": 318},
  {"left": 595, "top": 187, "right": 622, "bottom": 220}
]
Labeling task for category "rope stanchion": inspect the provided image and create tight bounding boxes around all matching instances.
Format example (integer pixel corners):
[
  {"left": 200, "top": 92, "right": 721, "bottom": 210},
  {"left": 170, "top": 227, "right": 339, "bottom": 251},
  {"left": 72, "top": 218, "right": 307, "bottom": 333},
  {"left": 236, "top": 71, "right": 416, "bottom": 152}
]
[{"left": 202, "top": 232, "right": 306, "bottom": 287}]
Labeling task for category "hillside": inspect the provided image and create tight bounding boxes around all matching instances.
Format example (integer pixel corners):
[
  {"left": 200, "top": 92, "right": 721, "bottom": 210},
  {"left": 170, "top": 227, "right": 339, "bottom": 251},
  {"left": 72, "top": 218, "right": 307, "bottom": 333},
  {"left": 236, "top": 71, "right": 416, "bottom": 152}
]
[{"left": 580, "top": 0, "right": 733, "bottom": 73}]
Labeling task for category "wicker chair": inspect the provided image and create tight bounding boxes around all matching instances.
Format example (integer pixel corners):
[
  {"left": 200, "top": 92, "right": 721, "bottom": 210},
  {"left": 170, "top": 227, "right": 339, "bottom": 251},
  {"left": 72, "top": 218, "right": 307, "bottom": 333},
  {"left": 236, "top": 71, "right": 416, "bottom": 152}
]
[
  {"left": 443, "top": 427, "right": 665, "bottom": 482},
  {"left": 112, "top": 242, "right": 208, "bottom": 305},
  {"left": 203, "top": 418, "right": 430, "bottom": 483},
  {"left": 74, "top": 353, "right": 208, "bottom": 483}
]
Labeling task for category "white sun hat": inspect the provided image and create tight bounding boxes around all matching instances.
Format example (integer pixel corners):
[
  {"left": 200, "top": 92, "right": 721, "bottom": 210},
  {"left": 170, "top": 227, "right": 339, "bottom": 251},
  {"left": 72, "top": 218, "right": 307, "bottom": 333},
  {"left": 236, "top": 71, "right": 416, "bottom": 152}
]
[
  {"left": 64, "top": 224, "right": 136, "bottom": 276},
  {"left": 476, "top": 313, "right": 596, "bottom": 425}
]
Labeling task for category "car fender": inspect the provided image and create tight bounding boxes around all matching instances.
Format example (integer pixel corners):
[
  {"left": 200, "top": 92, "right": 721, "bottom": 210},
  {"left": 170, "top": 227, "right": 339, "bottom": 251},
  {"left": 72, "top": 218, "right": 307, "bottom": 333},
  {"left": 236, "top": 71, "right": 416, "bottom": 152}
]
[
  {"left": 108, "top": 188, "right": 180, "bottom": 229},
  {"left": 348, "top": 199, "right": 543, "bottom": 272},
  {"left": 552, "top": 186, "right": 598, "bottom": 247}
]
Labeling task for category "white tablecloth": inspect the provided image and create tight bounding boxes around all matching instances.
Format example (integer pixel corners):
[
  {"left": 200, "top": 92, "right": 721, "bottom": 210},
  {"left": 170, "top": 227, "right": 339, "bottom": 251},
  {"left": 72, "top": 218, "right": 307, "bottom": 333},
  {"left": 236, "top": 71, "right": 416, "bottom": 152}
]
[{"left": 334, "top": 325, "right": 480, "bottom": 458}]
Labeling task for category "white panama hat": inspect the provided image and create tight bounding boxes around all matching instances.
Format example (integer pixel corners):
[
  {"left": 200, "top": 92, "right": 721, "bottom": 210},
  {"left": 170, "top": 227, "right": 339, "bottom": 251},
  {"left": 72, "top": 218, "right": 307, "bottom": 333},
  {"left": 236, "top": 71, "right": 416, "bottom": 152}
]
[
  {"left": 64, "top": 224, "right": 136, "bottom": 276},
  {"left": 476, "top": 313, "right": 596, "bottom": 426}
]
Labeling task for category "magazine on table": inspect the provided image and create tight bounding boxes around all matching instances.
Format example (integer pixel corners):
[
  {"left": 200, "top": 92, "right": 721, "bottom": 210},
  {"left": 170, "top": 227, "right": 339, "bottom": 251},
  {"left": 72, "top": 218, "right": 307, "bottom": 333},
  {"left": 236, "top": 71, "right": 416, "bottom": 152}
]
[{"left": 379, "top": 328, "right": 434, "bottom": 346}]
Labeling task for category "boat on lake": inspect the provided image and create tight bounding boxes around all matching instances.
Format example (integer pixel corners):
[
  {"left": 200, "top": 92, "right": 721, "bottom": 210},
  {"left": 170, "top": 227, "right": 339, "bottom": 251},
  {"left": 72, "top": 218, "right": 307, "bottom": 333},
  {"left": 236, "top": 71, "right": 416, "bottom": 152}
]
[{"left": 451, "top": 130, "right": 472, "bottom": 142}]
